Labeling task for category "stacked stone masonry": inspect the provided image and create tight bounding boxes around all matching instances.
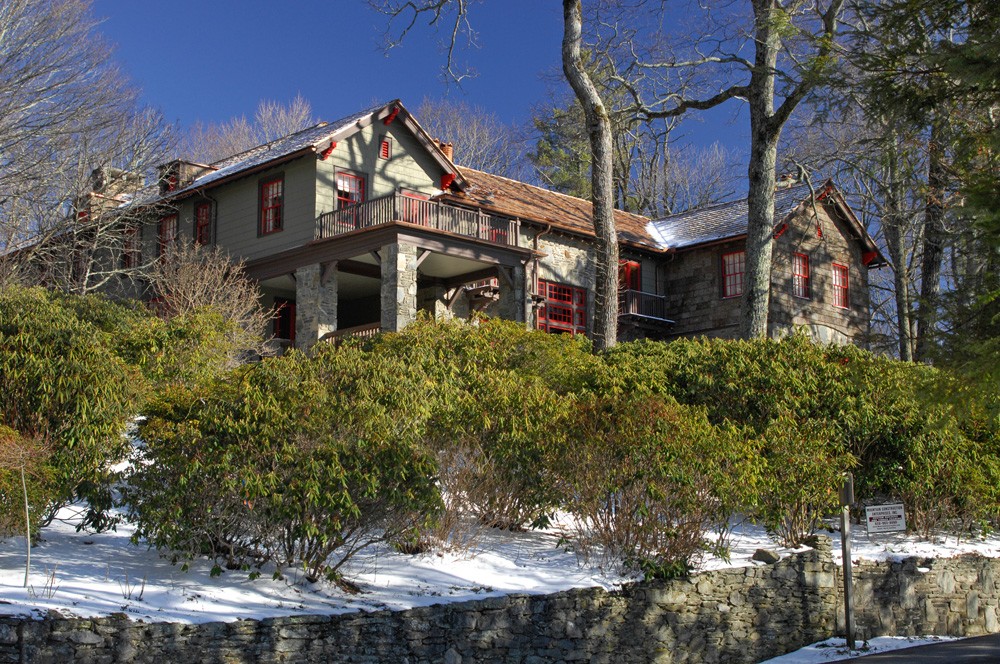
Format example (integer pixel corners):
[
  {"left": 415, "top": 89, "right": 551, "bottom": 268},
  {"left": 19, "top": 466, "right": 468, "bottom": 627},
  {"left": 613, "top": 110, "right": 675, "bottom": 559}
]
[{"left": 2, "top": 539, "right": 996, "bottom": 663}]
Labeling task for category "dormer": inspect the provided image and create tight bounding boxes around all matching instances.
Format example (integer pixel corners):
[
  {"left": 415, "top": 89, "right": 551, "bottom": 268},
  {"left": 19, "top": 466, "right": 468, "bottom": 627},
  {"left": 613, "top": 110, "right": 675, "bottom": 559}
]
[{"left": 157, "top": 159, "right": 217, "bottom": 194}]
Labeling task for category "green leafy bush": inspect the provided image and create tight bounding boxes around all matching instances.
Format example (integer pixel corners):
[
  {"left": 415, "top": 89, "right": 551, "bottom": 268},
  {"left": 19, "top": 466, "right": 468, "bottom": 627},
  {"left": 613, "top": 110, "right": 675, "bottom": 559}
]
[
  {"left": 0, "top": 287, "right": 140, "bottom": 524},
  {"left": 429, "top": 368, "right": 569, "bottom": 531},
  {"left": 553, "top": 393, "right": 759, "bottom": 576},
  {"left": 605, "top": 334, "right": 1000, "bottom": 539},
  {"left": 128, "top": 344, "right": 442, "bottom": 584},
  {"left": 0, "top": 426, "right": 53, "bottom": 540}
]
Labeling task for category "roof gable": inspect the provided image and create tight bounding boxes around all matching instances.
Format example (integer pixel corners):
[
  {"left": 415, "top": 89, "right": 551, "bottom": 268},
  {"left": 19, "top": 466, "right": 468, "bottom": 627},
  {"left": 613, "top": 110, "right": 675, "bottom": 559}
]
[
  {"left": 162, "top": 100, "right": 463, "bottom": 201},
  {"left": 649, "top": 181, "right": 886, "bottom": 265}
]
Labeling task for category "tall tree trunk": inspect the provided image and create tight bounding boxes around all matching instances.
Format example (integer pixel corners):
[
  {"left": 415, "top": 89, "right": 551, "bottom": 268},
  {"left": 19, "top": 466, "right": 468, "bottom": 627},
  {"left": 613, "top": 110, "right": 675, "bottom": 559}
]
[
  {"left": 562, "top": 0, "right": 618, "bottom": 351},
  {"left": 915, "top": 119, "right": 947, "bottom": 362},
  {"left": 741, "top": 0, "right": 782, "bottom": 339},
  {"left": 881, "top": 132, "right": 915, "bottom": 361}
]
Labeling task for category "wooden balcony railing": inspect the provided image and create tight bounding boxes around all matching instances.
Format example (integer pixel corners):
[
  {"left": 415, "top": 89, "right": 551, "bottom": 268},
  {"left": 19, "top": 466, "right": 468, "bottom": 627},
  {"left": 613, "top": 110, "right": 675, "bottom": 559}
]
[
  {"left": 317, "top": 194, "right": 520, "bottom": 247},
  {"left": 618, "top": 289, "right": 672, "bottom": 323},
  {"left": 320, "top": 322, "right": 382, "bottom": 344}
]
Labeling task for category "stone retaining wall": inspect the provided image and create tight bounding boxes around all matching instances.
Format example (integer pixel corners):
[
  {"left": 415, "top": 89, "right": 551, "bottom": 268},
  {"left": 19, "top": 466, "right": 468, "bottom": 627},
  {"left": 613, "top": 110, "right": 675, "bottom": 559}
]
[{"left": 1, "top": 538, "right": 996, "bottom": 663}]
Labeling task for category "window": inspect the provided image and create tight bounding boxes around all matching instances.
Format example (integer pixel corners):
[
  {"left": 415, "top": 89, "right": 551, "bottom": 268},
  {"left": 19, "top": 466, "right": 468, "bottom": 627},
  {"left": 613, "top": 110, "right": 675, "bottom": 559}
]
[
  {"left": 832, "top": 264, "right": 850, "bottom": 309},
  {"left": 122, "top": 223, "right": 141, "bottom": 268},
  {"left": 721, "top": 251, "right": 745, "bottom": 298},
  {"left": 273, "top": 298, "right": 296, "bottom": 341},
  {"left": 537, "top": 280, "right": 587, "bottom": 335},
  {"left": 792, "top": 253, "right": 810, "bottom": 299},
  {"left": 259, "top": 176, "right": 283, "bottom": 235},
  {"left": 619, "top": 260, "right": 641, "bottom": 291},
  {"left": 379, "top": 137, "right": 392, "bottom": 160},
  {"left": 336, "top": 171, "right": 365, "bottom": 209},
  {"left": 158, "top": 214, "right": 178, "bottom": 257},
  {"left": 194, "top": 202, "right": 212, "bottom": 245}
]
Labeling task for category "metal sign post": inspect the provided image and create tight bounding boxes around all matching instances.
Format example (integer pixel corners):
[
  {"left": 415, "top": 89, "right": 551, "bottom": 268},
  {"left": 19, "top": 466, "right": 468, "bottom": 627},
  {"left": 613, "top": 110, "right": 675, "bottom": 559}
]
[{"left": 839, "top": 472, "right": 855, "bottom": 650}]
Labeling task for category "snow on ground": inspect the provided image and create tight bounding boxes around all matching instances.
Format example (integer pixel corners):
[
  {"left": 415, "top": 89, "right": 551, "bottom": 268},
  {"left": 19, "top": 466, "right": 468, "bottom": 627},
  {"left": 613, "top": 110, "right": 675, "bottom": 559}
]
[
  {"left": 758, "top": 636, "right": 962, "bottom": 663},
  {"left": 1, "top": 506, "right": 998, "bottom": 640}
]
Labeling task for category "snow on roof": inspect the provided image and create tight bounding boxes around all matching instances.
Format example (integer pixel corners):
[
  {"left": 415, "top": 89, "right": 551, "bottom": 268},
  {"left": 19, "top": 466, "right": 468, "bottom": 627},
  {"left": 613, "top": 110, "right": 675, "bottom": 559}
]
[
  {"left": 169, "top": 101, "right": 392, "bottom": 199},
  {"left": 650, "top": 183, "right": 813, "bottom": 250}
]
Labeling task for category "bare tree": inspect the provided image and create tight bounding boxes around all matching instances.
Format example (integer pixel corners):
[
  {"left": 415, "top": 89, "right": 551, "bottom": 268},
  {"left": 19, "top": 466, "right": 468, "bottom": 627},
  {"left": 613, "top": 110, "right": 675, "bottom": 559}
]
[
  {"left": 148, "top": 239, "right": 274, "bottom": 363},
  {"left": 416, "top": 98, "right": 528, "bottom": 178},
  {"left": 181, "top": 95, "right": 317, "bottom": 164},
  {"left": 0, "top": 0, "right": 175, "bottom": 294}
]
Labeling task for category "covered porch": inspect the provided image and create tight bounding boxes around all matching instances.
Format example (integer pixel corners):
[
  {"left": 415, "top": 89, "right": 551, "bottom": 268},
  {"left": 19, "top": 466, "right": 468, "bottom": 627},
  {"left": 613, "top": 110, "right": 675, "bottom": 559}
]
[{"left": 246, "top": 217, "right": 537, "bottom": 349}]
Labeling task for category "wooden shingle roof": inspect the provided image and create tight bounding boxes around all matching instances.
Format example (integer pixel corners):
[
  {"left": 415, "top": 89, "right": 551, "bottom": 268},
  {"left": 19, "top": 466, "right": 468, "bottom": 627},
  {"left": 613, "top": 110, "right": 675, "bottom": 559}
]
[{"left": 438, "top": 168, "right": 662, "bottom": 251}]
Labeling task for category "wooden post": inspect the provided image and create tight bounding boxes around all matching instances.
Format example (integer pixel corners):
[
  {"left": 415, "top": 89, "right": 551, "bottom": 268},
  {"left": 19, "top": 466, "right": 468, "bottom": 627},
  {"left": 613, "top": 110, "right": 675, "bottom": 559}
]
[{"left": 840, "top": 472, "right": 855, "bottom": 649}]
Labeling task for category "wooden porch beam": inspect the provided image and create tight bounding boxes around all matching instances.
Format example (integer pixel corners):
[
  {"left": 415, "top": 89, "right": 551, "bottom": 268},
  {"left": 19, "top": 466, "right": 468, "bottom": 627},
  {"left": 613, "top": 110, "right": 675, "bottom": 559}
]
[{"left": 415, "top": 249, "right": 432, "bottom": 268}]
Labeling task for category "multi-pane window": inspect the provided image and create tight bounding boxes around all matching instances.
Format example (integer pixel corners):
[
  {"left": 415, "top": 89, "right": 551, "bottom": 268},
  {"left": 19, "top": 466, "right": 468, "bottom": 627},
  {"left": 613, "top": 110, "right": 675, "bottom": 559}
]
[
  {"left": 158, "top": 214, "right": 178, "bottom": 257},
  {"left": 122, "top": 224, "right": 141, "bottom": 268},
  {"left": 336, "top": 171, "right": 365, "bottom": 209},
  {"left": 259, "top": 176, "right": 283, "bottom": 235},
  {"left": 832, "top": 264, "right": 850, "bottom": 309},
  {"left": 721, "top": 251, "right": 745, "bottom": 298},
  {"left": 273, "top": 298, "right": 296, "bottom": 341},
  {"left": 792, "top": 253, "right": 810, "bottom": 299},
  {"left": 379, "top": 138, "right": 392, "bottom": 160},
  {"left": 537, "top": 279, "right": 587, "bottom": 335},
  {"left": 195, "top": 202, "right": 212, "bottom": 245}
]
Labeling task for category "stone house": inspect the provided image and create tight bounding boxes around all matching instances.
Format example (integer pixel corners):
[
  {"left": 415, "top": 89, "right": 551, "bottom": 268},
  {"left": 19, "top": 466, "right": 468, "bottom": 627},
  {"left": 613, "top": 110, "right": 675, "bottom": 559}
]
[{"left": 120, "top": 99, "right": 884, "bottom": 348}]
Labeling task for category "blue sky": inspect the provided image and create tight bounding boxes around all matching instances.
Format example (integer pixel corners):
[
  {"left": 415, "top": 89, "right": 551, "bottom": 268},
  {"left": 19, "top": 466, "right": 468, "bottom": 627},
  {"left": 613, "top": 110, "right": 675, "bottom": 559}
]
[
  {"left": 92, "top": 1, "right": 747, "bottom": 159},
  {"left": 92, "top": 1, "right": 566, "bottom": 127}
]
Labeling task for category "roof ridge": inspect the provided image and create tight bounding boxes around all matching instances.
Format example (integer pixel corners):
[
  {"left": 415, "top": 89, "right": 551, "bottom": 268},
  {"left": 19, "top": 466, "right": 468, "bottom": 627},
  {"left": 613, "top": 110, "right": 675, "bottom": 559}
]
[{"left": 209, "top": 120, "right": 331, "bottom": 167}]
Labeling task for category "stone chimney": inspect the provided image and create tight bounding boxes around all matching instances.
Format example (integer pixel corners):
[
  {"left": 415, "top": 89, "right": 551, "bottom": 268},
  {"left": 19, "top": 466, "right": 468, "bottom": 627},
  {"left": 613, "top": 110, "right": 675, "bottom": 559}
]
[{"left": 157, "top": 159, "right": 217, "bottom": 194}]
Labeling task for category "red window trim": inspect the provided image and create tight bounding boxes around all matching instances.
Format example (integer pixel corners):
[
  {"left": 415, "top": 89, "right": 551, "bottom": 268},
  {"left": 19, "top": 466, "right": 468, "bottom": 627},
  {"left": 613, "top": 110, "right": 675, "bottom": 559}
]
[
  {"left": 832, "top": 263, "right": 850, "bottom": 309},
  {"left": 273, "top": 297, "right": 296, "bottom": 341},
  {"left": 336, "top": 171, "right": 366, "bottom": 210},
  {"left": 792, "top": 253, "right": 810, "bottom": 299},
  {"left": 122, "top": 223, "right": 141, "bottom": 268},
  {"left": 537, "top": 279, "right": 587, "bottom": 336},
  {"left": 158, "top": 214, "right": 178, "bottom": 257},
  {"left": 721, "top": 250, "right": 745, "bottom": 299},
  {"left": 379, "top": 137, "right": 392, "bottom": 160},
  {"left": 195, "top": 201, "right": 212, "bottom": 245},
  {"left": 258, "top": 175, "right": 284, "bottom": 236},
  {"left": 619, "top": 260, "right": 641, "bottom": 291}
]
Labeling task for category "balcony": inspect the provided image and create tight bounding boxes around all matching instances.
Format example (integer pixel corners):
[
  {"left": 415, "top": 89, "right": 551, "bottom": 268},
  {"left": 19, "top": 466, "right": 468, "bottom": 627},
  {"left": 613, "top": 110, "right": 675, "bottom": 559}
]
[
  {"left": 618, "top": 289, "right": 673, "bottom": 324},
  {"left": 317, "top": 194, "right": 520, "bottom": 247}
]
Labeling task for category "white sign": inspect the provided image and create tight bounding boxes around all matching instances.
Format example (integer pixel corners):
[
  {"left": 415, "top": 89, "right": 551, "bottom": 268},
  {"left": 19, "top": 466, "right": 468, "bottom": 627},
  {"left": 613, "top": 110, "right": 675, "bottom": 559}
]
[{"left": 865, "top": 503, "right": 907, "bottom": 534}]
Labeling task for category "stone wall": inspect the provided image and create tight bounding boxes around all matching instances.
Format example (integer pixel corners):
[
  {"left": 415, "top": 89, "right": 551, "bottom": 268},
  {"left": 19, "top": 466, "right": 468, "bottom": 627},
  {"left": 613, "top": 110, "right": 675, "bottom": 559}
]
[{"left": 2, "top": 540, "right": 996, "bottom": 664}]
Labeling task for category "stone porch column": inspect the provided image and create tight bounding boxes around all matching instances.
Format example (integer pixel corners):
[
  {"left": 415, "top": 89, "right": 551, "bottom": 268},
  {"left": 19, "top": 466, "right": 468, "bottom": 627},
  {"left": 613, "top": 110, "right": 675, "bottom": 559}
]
[
  {"left": 381, "top": 242, "right": 418, "bottom": 332},
  {"left": 497, "top": 263, "right": 528, "bottom": 325},
  {"left": 294, "top": 263, "right": 338, "bottom": 350},
  {"left": 419, "top": 285, "right": 457, "bottom": 321}
]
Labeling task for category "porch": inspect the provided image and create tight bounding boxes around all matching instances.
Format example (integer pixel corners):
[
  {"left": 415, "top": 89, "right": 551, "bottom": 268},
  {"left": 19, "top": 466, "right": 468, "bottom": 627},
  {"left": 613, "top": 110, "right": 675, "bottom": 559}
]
[{"left": 247, "top": 206, "right": 536, "bottom": 349}]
